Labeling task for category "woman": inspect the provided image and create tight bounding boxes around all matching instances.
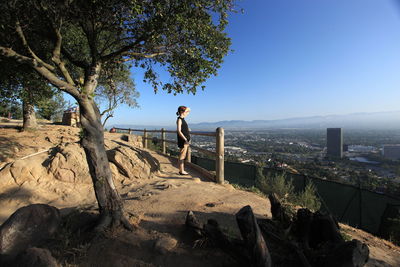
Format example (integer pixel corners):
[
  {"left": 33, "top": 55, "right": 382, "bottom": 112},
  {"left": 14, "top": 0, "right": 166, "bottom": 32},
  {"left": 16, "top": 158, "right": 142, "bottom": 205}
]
[{"left": 176, "top": 106, "right": 191, "bottom": 175}]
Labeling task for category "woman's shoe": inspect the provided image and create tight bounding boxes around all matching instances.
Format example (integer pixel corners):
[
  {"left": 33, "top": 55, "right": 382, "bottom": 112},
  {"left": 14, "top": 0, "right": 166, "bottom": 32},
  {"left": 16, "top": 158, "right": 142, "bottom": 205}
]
[{"left": 179, "top": 171, "right": 189, "bottom": 175}]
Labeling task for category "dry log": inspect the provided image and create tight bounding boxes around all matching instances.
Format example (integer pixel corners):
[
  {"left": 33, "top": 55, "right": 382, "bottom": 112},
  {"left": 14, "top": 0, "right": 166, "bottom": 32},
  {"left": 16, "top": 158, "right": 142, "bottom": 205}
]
[
  {"left": 185, "top": 211, "right": 248, "bottom": 265},
  {"left": 203, "top": 219, "right": 249, "bottom": 265},
  {"left": 258, "top": 218, "right": 311, "bottom": 267},
  {"left": 185, "top": 211, "right": 203, "bottom": 238},
  {"left": 309, "top": 212, "right": 344, "bottom": 248},
  {"left": 268, "top": 193, "right": 292, "bottom": 228},
  {"left": 296, "top": 208, "right": 314, "bottom": 250},
  {"left": 236, "top": 205, "right": 272, "bottom": 267}
]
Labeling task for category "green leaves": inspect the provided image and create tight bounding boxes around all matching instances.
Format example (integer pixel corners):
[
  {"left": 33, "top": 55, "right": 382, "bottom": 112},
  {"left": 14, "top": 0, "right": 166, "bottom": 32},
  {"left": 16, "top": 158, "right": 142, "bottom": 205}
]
[{"left": 0, "top": 0, "right": 235, "bottom": 99}]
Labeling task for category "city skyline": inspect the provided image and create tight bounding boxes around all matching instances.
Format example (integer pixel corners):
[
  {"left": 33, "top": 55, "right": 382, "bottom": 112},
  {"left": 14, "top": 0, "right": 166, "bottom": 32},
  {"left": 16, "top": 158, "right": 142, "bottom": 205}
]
[{"left": 78, "top": 0, "right": 400, "bottom": 126}]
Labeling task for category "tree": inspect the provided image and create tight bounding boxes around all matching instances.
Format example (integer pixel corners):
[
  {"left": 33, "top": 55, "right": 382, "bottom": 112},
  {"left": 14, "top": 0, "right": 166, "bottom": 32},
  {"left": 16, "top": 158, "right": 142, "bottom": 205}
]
[
  {"left": 0, "top": 0, "right": 234, "bottom": 230},
  {"left": 0, "top": 58, "right": 54, "bottom": 129},
  {"left": 37, "top": 91, "right": 69, "bottom": 121},
  {"left": 96, "top": 63, "right": 139, "bottom": 127}
]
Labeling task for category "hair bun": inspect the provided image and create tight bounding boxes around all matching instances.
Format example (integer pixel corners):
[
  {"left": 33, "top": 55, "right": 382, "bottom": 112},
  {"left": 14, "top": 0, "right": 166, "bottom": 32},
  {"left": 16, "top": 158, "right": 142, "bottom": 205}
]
[{"left": 176, "top": 112, "right": 179, "bottom": 116}]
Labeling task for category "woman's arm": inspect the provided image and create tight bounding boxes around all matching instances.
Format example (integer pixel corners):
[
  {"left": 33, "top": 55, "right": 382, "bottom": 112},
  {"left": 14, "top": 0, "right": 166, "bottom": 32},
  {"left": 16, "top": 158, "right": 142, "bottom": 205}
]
[{"left": 177, "top": 119, "right": 188, "bottom": 142}]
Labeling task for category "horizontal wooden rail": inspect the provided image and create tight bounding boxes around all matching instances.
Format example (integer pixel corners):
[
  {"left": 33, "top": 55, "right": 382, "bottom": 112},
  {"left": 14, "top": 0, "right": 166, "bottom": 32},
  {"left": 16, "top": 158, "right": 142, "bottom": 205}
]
[
  {"left": 112, "top": 126, "right": 224, "bottom": 184},
  {"left": 144, "top": 137, "right": 216, "bottom": 157},
  {"left": 114, "top": 127, "right": 215, "bottom": 137},
  {"left": 189, "top": 144, "right": 217, "bottom": 157}
]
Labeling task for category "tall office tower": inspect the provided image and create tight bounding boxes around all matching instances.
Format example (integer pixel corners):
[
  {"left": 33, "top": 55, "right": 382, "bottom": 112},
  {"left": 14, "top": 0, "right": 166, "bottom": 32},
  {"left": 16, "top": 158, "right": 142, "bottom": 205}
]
[{"left": 327, "top": 128, "right": 343, "bottom": 158}]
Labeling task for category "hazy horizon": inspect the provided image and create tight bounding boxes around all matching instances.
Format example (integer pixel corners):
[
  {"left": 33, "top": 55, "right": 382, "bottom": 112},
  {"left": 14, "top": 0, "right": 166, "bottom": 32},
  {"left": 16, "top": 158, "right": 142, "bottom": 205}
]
[{"left": 109, "top": 110, "right": 400, "bottom": 130}]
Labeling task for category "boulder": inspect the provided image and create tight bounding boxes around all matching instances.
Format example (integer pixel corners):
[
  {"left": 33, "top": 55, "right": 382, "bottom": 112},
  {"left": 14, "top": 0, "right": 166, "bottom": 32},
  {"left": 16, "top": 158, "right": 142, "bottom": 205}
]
[
  {"left": 48, "top": 143, "right": 91, "bottom": 184},
  {"left": 0, "top": 164, "right": 17, "bottom": 188},
  {"left": 13, "top": 247, "right": 60, "bottom": 267},
  {"left": 0, "top": 204, "right": 60, "bottom": 260},
  {"left": 107, "top": 146, "right": 153, "bottom": 180}
]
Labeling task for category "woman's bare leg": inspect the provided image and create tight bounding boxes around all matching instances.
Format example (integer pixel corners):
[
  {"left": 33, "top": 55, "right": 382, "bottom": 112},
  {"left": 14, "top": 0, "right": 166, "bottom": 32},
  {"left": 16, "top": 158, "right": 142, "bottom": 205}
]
[{"left": 179, "top": 144, "right": 189, "bottom": 174}]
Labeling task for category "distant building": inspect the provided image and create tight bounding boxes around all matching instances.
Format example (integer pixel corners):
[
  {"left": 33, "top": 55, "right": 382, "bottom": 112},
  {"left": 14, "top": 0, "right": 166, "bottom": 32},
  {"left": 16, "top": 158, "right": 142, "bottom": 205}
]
[
  {"left": 327, "top": 128, "right": 343, "bottom": 158},
  {"left": 383, "top": 145, "right": 400, "bottom": 160},
  {"left": 343, "top": 144, "right": 349, "bottom": 152},
  {"left": 62, "top": 106, "right": 80, "bottom": 127}
]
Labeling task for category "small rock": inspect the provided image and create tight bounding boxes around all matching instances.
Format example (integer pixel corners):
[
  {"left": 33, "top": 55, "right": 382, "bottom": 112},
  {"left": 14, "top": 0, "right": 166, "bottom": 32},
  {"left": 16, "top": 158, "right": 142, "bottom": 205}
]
[
  {"left": 154, "top": 236, "right": 178, "bottom": 254},
  {"left": 205, "top": 202, "right": 224, "bottom": 207},
  {"left": 192, "top": 178, "right": 201, "bottom": 183},
  {"left": 12, "top": 147, "right": 19, "bottom": 153}
]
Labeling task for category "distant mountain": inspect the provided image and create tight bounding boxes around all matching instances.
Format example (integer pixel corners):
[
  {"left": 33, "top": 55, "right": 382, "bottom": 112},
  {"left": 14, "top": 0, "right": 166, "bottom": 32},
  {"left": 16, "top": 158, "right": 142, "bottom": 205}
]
[
  {"left": 110, "top": 111, "right": 400, "bottom": 131},
  {"left": 190, "top": 111, "right": 400, "bottom": 130}
]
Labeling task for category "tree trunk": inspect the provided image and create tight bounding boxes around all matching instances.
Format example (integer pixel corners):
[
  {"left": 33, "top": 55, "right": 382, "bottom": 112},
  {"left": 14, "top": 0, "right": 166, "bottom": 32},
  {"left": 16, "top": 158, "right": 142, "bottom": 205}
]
[
  {"left": 78, "top": 96, "right": 132, "bottom": 231},
  {"left": 22, "top": 99, "right": 37, "bottom": 130}
]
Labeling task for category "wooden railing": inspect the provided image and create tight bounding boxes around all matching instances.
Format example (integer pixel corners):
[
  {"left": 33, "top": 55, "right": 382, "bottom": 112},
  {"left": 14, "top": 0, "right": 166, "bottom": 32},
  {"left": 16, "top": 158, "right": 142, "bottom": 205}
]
[{"left": 113, "top": 127, "right": 225, "bottom": 184}]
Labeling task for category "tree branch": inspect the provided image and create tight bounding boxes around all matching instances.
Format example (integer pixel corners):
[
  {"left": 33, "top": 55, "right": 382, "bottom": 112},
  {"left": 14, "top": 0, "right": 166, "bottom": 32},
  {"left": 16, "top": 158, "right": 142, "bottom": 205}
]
[
  {"left": 0, "top": 46, "right": 80, "bottom": 99},
  {"left": 15, "top": 20, "right": 55, "bottom": 72},
  {"left": 60, "top": 47, "right": 90, "bottom": 69},
  {"left": 50, "top": 24, "right": 75, "bottom": 86}
]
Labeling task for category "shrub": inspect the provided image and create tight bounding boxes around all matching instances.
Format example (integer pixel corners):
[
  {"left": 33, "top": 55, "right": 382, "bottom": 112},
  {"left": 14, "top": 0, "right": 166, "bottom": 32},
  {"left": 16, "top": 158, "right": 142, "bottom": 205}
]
[
  {"left": 256, "top": 166, "right": 294, "bottom": 201},
  {"left": 295, "top": 181, "right": 321, "bottom": 211},
  {"left": 387, "top": 217, "right": 400, "bottom": 245}
]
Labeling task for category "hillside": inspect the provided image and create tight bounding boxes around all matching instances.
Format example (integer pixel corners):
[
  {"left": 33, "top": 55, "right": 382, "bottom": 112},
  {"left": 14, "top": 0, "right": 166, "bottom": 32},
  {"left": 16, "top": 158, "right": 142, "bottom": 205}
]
[{"left": 1, "top": 119, "right": 400, "bottom": 266}]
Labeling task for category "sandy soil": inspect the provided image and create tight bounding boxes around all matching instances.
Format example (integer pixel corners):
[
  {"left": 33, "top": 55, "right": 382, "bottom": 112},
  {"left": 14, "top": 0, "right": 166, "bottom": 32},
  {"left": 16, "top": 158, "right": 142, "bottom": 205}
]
[{"left": 1, "top": 119, "right": 400, "bottom": 266}]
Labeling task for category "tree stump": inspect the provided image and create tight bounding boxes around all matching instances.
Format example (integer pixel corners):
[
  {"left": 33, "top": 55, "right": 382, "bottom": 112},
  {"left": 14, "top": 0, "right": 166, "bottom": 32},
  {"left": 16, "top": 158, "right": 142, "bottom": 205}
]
[{"left": 236, "top": 205, "right": 272, "bottom": 267}]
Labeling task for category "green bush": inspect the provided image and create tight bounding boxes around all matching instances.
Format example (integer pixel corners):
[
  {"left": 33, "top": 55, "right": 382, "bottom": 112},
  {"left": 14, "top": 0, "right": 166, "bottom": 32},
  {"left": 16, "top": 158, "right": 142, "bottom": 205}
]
[
  {"left": 295, "top": 181, "right": 321, "bottom": 211},
  {"left": 255, "top": 164, "right": 321, "bottom": 211},
  {"left": 387, "top": 217, "right": 400, "bottom": 245},
  {"left": 256, "top": 168, "right": 294, "bottom": 201}
]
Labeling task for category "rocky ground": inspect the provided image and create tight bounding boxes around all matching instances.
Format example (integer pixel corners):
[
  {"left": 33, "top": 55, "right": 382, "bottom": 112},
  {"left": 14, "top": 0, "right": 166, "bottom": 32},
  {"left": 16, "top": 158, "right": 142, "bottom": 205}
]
[{"left": 0, "top": 118, "right": 400, "bottom": 266}]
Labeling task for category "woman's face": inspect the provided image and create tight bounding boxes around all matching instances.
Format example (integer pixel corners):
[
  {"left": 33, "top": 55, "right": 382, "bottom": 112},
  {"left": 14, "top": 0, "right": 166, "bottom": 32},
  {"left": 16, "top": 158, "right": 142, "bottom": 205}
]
[{"left": 181, "top": 109, "right": 190, "bottom": 117}]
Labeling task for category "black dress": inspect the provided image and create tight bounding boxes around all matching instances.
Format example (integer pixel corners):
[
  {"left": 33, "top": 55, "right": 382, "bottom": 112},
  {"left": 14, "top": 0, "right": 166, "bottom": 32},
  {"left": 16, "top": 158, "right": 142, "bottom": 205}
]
[{"left": 177, "top": 117, "right": 190, "bottom": 148}]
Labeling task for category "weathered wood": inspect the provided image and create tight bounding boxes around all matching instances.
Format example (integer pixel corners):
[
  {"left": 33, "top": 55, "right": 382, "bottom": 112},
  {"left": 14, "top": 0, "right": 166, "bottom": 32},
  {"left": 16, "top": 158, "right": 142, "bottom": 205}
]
[
  {"left": 236, "top": 205, "right": 272, "bottom": 267},
  {"left": 143, "top": 129, "right": 147, "bottom": 148},
  {"left": 161, "top": 128, "right": 166, "bottom": 154},
  {"left": 185, "top": 211, "right": 248, "bottom": 265},
  {"left": 268, "top": 193, "right": 292, "bottom": 228},
  {"left": 189, "top": 131, "right": 216, "bottom": 137},
  {"left": 257, "top": 219, "right": 312, "bottom": 267},
  {"left": 216, "top": 127, "right": 224, "bottom": 184},
  {"left": 184, "top": 161, "right": 215, "bottom": 182},
  {"left": 309, "top": 212, "right": 344, "bottom": 249},
  {"left": 185, "top": 211, "right": 203, "bottom": 237},
  {"left": 203, "top": 219, "right": 249, "bottom": 265},
  {"left": 189, "top": 144, "right": 217, "bottom": 157},
  {"left": 296, "top": 208, "right": 313, "bottom": 250}
]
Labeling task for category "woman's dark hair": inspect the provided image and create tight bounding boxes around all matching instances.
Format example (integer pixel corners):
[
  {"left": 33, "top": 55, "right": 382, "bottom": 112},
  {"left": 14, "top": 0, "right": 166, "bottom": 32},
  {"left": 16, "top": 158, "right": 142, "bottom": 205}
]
[{"left": 176, "top": 106, "right": 187, "bottom": 116}]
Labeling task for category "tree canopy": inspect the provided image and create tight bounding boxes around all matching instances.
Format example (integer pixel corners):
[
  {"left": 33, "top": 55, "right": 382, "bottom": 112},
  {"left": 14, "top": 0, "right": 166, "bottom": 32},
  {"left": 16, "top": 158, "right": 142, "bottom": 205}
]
[
  {"left": 0, "top": 0, "right": 235, "bottom": 230},
  {"left": 0, "top": 0, "right": 233, "bottom": 98}
]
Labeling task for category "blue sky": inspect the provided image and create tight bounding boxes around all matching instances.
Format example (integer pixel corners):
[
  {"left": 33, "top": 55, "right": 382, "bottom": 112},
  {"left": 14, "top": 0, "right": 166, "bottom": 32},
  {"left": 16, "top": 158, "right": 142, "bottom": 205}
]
[{"left": 85, "top": 0, "right": 400, "bottom": 127}]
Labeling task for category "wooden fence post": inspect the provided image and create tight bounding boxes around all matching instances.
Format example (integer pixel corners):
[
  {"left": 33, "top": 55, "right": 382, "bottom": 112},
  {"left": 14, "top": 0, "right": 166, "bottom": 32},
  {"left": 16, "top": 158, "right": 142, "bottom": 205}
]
[
  {"left": 186, "top": 146, "right": 191, "bottom": 163},
  {"left": 161, "top": 128, "right": 166, "bottom": 154},
  {"left": 143, "top": 129, "right": 148, "bottom": 148},
  {"left": 216, "top": 127, "right": 224, "bottom": 184}
]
